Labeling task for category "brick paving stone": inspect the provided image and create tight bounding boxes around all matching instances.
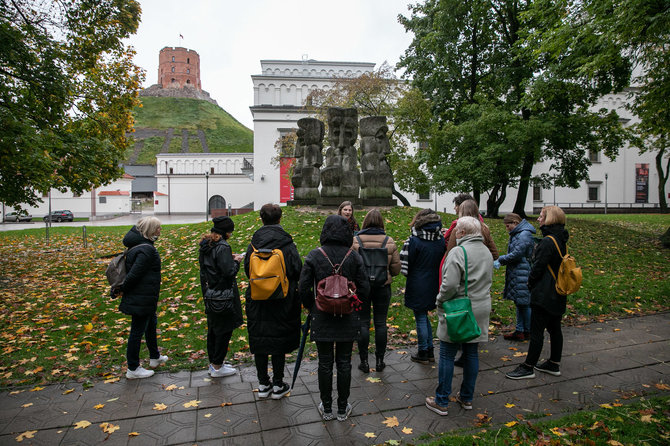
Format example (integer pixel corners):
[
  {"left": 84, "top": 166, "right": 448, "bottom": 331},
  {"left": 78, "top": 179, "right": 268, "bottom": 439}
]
[
  {"left": 198, "top": 380, "right": 256, "bottom": 406},
  {"left": 0, "top": 426, "right": 68, "bottom": 446},
  {"left": 61, "top": 417, "right": 135, "bottom": 446},
  {"left": 195, "top": 402, "right": 261, "bottom": 441},
  {"left": 255, "top": 393, "right": 322, "bottom": 431},
  {"left": 130, "top": 411, "right": 196, "bottom": 445},
  {"left": 136, "top": 386, "right": 200, "bottom": 416},
  {"left": 74, "top": 394, "right": 142, "bottom": 423},
  {"left": 1, "top": 399, "right": 84, "bottom": 435}
]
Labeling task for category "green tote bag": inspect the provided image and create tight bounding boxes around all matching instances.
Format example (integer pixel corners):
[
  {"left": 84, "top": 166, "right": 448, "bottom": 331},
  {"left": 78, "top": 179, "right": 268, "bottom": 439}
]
[{"left": 442, "top": 246, "right": 481, "bottom": 343}]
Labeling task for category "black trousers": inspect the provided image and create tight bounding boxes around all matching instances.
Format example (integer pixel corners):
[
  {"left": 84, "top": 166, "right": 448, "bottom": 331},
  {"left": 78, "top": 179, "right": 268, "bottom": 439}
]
[
  {"left": 207, "top": 313, "right": 233, "bottom": 366},
  {"left": 357, "top": 285, "right": 391, "bottom": 359},
  {"left": 525, "top": 306, "right": 563, "bottom": 366},
  {"left": 255, "top": 354, "right": 286, "bottom": 386},
  {"left": 127, "top": 313, "right": 159, "bottom": 371},
  {"left": 316, "top": 341, "right": 353, "bottom": 413}
]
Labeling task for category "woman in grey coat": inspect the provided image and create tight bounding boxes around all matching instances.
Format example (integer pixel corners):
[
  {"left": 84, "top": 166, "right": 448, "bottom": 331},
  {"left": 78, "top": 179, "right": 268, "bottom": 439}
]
[{"left": 426, "top": 216, "right": 493, "bottom": 416}]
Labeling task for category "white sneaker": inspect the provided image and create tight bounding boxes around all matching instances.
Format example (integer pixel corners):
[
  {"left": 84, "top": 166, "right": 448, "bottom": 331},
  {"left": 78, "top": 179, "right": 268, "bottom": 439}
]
[
  {"left": 210, "top": 364, "right": 237, "bottom": 378},
  {"left": 126, "top": 366, "right": 154, "bottom": 379},
  {"left": 257, "top": 384, "right": 273, "bottom": 398},
  {"left": 149, "top": 355, "right": 168, "bottom": 368}
]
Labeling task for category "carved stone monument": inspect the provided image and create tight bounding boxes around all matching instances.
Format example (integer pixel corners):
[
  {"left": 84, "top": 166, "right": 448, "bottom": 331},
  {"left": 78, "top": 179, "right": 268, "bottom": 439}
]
[
  {"left": 290, "top": 117, "right": 324, "bottom": 204},
  {"left": 320, "top": 107, "right": 360, "bottom": 205},
  {"left": 359, "top": 116, "right": 396, "bottom": 206}
]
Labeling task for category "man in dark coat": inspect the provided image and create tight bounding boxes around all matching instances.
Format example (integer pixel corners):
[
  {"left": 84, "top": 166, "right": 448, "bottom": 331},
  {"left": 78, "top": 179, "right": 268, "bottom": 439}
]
[
  {"left": 244, "top": 204, "right": 302, "bottom": 400},
  {"left": 299, "top": 215, "right": 370, "bottom": 422}
]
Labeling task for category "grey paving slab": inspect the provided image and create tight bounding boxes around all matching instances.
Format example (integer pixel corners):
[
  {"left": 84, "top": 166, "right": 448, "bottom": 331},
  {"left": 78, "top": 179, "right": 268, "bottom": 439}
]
[
  {"left": 130, "top": 411, "right": 197, "bottom": 445},
  {"left": 61, "top": 417, "right": 135, "bottom": 446},
  {"left": 0, "top": 426, "right": 67, "bottom": 446},
  {"left": 195, "top": 403, "right": 261, "bottom": 441}
]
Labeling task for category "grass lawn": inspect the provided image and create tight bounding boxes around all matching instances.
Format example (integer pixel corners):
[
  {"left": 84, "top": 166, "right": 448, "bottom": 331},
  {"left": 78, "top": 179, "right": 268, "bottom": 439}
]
[{"left": 0, "top": 208, "right": 668, "bottom": 390}]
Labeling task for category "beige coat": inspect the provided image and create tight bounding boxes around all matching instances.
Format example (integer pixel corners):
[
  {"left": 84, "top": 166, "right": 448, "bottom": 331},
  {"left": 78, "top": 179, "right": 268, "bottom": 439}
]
[
  {"left": 436, "top": 234, "right": 493, "bottom": 344},
  {"left": 352, "top": 232, "right": 401, "bottom": 286},
  {"left": 446, "top": 221, "right": 499, "bottom": 260}
]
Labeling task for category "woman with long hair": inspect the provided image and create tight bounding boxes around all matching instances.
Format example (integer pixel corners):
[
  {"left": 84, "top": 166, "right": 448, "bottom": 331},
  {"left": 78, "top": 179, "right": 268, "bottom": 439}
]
[{"left": 337, "top": 201, "right": 360, "bottom": 234}]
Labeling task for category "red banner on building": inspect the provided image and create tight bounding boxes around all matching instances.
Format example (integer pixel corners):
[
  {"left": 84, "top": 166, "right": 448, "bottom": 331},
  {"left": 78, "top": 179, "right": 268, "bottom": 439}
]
[
  {"left": 635, "top": 163, "right": 649, "bottom": 203},
  {"left": 279, "top": 157, "right": 295, "bottom": 203}
]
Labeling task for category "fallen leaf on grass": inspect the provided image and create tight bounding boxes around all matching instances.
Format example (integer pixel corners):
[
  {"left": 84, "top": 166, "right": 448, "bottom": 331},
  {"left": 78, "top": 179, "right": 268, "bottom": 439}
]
[
  {"left": 94, "top": 404, "right": 104, "bottom": 410},
  {"left": 640, "top": 414, "right": 653, "bottom": 423},
  {"left": 600, "top": 403, "right": 613, "bottom": 409},
  {"left": 104, "top": 377, "right": 120, "bottom": 384},
  {"left": 655, "top": 383, "right": 670, "bottom": 391},
  {"left": 100, "top": 422, "right": 120, "bottom": 434},
  {"left": 550, "top": 427, "right": 565, "bottom": 436},
  {"left": 607, "top": 441, "right": 623, "bottom": 446},
  {"left": 382, "top": 416, "right": 399, "bottom": 427},
  {"left": 402, "top": 427, "right": 413, "bottom": 434},
  {"left": 505, "top": 421, "right": 517, "bottom": 427},
  {"left": 183, "top": 400, "right": 201, "bottom": 408},
  {"left": 153, "top": 403, "right": 168, "bottom": 411},
  {"left": 30, "top": 386, "right": 44, "bottom": 392},
  {"left": 15, "top": 430, "right": 37, "bottom": 442},
  {"left": 74, "top": 420, "right": 91, "bottom": 429},
  {"left": 364, "top": 432, "right": 376, "bottom": 438}
]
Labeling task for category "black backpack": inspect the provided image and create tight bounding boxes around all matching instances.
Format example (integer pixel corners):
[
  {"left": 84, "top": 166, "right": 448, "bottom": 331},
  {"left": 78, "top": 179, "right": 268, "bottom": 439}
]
[
  {"left": 106, "top": 244, "right": 149, "bottom": 294},
  {"left": 355, "top": 235, "right": 389, "bottom": 288}
]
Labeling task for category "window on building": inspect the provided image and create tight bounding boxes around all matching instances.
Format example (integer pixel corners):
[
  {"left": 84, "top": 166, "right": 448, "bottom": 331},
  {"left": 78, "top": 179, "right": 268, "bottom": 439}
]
[
  {"left": 171, "top": 56, "right": 175, "bottom": 62},
  {"left": 186, "top": 79, "right": 190, "bottom": 84},
  {"left": 187, "top": 58, "right": 190, "bottom": 64},
  {"left": 171, "top": 66, "right": 175, "bottom": 72},
  {"left": 210, "top": 167, "right": 214, "bottom": 174},
  {"left": 418, "top": 191, "right": 431, "bottom": 200},
  {"left": 171, "top": 78, "right": 175, "bottom": 83},
  {"left": 587, "top": 182, "right": 601, "bottom": 201},
  {"left": 589, "top": 150, "right": 600, "bottom": 163},
  {"left": 186, "top": 68, "right": 190, "bottom": 74},
  {"left": 99, "top": 197, "right": 107, "bottom": 204},
  {"left": 533, "top": 185, "right": 542, "bottom": 201}
]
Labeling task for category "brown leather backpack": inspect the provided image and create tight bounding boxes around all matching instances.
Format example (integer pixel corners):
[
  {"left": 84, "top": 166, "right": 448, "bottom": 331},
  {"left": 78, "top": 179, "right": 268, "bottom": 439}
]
[{"left": 315, "top": 248, "right": 359, "bottom": 316}]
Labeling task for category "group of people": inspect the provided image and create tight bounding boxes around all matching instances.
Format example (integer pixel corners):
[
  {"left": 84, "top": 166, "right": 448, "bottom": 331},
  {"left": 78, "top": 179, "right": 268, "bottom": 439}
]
[{"left": 113, "top": 198, "right": 571, "bottom": 420}]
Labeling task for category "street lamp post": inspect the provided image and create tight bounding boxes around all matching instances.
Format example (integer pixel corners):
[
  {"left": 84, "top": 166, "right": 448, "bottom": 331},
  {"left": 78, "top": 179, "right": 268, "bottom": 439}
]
[
  {"left": 205, "top": 172, "right": 209, "bottom": 222},
  {"left": 605, "top": 173, "right": 608, "bottom": 215}
]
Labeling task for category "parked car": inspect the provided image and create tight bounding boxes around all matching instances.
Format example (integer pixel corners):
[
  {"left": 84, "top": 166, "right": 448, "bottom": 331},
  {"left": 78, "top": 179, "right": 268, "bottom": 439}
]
[
  {"left": 43, "top": 210, "right": 74, "bottom": 222},
  {"left": 4, "top": 212, "right": 33, "bottom": 222}
]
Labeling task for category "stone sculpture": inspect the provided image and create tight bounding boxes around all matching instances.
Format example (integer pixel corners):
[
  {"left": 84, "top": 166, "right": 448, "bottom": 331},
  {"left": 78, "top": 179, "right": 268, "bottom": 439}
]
[
  {"left": 320, "top": 107, "right": 360, "bottom": 204},
  {"left": 291, "top": 118, "right": 324, "bottom": 202},
  {"left": 359, "top": 116, "right": 396, "bottom": 205}
]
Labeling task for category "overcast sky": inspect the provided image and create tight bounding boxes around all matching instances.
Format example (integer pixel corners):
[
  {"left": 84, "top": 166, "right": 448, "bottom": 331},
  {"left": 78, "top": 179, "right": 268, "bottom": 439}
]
[{"left": 126, "top": 0, "right": 416, "bottom": 129}]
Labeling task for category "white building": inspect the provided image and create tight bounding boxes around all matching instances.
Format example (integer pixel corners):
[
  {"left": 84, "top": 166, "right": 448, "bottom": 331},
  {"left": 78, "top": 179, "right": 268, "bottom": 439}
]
[
  {"left": 251, "top": 59, "right": 665, "bottom": 214},
  {"left": 154, "top": 153, "right": 254, "bottom": 215}
]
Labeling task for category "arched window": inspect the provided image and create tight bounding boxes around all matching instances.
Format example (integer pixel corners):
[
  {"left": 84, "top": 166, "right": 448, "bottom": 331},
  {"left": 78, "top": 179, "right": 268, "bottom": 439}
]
[
  {"left": 171, "top": 78, "right": 176, "bottom": 83},
  {"left": 209, "top": 195, "right": 226, "bottom": 214},
  {"left": 187, "top": 57, "right": 190, "bottom": 64},
  {"left": 171, "top": 66, "right": 175, "bottom": 72},
  {"left": 187, "top": 69, "right": 190, "bottom": 74},
  {"left": 186, "top": 79, "right": 190, "bottom": 84},
  {"left": 171, "top": 56, "right": 175, "bottom": 62}
]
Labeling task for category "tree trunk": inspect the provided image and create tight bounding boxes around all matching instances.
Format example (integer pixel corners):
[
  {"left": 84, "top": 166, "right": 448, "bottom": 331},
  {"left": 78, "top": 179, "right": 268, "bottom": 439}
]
[
  {"left": 655, "top": 148, "right": 669, "bottom": 213},
  {"left": 513, "top": 151, "right": 535, "bottom": 218},
  {"left": 486, "top": 181, "right": 508, "bottom": 218},
  {"left": 393, "top": 187, "right": 411, "bottom": 207}
]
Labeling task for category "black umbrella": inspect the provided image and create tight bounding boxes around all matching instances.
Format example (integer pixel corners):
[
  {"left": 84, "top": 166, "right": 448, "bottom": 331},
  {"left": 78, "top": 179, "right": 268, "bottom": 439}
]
[{"left": 291, "top": 313, "right": 311, "bottom": 390}]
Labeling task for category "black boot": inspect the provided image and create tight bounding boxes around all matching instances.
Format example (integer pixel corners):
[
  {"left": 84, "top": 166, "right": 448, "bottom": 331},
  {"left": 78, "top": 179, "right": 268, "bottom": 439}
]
[
  {"left": 427, "top": 348, "right": 435, "bottom": 363},
  {"left": 410, "top": 350, "right": 430, "bottom": 365},
  {"left": 358, "top": 354, "right": 369, "bottom": 373},
  {"left": 375, "top": 354, "right": 386, "bottom": 372}
]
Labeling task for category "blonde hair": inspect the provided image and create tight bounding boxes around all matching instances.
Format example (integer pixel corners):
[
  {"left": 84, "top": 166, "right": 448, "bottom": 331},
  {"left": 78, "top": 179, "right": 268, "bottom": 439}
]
[
  {"left": 542, "top": 206, "right": 566, "bottom": 225},
  {"left": 457, "top": 200, "right": 480, "bottom": 218},
  {"left": 503, "top": 213, "right": 522, "bottom": 224},
  {"left": 455, "top": 216, "right": 482, "bottom": 237},
  {"left": 136, "top": 216, "right": 161, "bottom": 240}
]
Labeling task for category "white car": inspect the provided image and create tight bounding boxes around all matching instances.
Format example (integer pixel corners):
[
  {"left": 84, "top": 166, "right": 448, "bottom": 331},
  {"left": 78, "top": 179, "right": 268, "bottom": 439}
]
[{"left": 3, "top": 212, "right": 33, "bottom": 222}]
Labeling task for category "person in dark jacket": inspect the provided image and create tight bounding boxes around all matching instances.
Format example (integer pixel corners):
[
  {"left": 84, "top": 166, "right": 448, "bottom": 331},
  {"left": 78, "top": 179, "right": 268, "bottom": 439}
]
[
  {"left": 506, "top": 206, "right": 569, "bottom": 379},
  {"left": 244, "top": 204, "right": 302, "bottom": 400},
  {"left": 399, "top": 209, "right": 445, "bottom": 364},
  {"left": 199, "top": 216, "right": 244, "bottom": 378},
  {"left": 299, "top": 215, "right": 370, "bottom": 422},
  {"left": 338, "top": 200, "right": 360, "bottom": 234},
  {"left": 494, "top": 213, "right": 536, "bottom": 341},
  {"left": 352, "top": 209, "right": 401, "bottom": 373},
  {"left": 119, "top": 216, "right": 167, "bottom": 379}
]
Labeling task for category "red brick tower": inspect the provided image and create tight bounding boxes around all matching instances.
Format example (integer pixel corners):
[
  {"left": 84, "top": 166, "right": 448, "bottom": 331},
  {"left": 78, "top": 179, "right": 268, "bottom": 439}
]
[{"left": 158, "top": 47, "right": 201, "bottom": 90}]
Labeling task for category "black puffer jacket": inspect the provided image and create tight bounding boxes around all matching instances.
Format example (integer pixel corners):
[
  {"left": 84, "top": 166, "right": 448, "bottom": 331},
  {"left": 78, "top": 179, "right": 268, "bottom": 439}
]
[
  {"left": 244, "top": 225, "right": 303, "bottom": 355},
  {"left": 298, "top": 215, "right": 370, "bottom": 342},
  {"left": 119, "top": 226, "right": 161, "bottom": 316},
  {"left": 199, "top": 237, "right": 243, "bottom": 332},
  {"left": 528, "top": 224, "right": 569, "bottom": 316}
]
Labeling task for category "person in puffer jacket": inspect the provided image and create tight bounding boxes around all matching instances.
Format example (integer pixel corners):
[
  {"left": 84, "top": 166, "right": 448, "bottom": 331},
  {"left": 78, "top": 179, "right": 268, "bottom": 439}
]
[
  {"left": 399, "top": 209, "right": 445, "bottom": 364},
  {"left": 119, "top": 216, "right": 167, "bottom": 379},
  {"left": 199, "top": 216, "right": 244, "bottom": 378},
  {"left": 299, "top": 215, "right": 370, "bottom": 422},
  {"left": 494, "top": 213, "right": 536, "bottom": 341},
  {"left": 506, "top": 206, "right": 570, "bottom": 380}
]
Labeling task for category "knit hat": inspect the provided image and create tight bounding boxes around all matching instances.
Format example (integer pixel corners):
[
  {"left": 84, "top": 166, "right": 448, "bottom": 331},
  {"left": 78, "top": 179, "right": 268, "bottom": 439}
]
[{"left": 211, "top": 216, "right": 234, "bottom": 235}]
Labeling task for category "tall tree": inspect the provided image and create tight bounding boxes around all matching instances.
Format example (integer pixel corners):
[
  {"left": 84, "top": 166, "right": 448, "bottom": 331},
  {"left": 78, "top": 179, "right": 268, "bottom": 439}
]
[
  {"left": 398, "top": 0, "right": 631, "bottom": 217},
  {"left": 0, "top": 0, "right": 143, "bottom": 207}
]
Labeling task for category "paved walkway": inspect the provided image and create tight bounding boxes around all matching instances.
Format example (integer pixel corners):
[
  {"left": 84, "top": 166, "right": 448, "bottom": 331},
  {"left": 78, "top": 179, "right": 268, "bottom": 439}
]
[
  {"left": 0, "top": 213, "right": 207, "bottom": 232},
  {"left": 1, "top": 313, "right": 668, "bottom": 445}
]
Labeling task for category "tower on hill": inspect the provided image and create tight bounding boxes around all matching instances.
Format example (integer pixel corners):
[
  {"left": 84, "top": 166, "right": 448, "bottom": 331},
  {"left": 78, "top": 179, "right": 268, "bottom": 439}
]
[{"left": 158, "top": 46, "right": 201, "bottom": 90}]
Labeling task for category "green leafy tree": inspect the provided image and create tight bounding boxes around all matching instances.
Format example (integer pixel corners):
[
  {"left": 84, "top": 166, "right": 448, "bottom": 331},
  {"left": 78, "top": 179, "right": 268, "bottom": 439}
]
[
  {"left": 0, "top": 0, "right": 143, "bottom": 207},
  {"left": 398, "top": 0, "right": 631, "bottom": 217}
]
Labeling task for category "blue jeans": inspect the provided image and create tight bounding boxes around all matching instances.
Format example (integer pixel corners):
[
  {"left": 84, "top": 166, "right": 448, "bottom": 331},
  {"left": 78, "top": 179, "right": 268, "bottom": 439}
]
[
  {"left": 413, "top": 310, "right": 433, "bottom": 352},
  {"left": 515, "top": 304, "right": 531, "bottom": 332},
  {"left": 435, "top": 341, "right": 479, "bottom": 406}
]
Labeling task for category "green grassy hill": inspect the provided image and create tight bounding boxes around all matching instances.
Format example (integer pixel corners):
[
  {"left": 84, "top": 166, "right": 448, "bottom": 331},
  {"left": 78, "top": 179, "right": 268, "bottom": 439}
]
[{"left": 127, "top": 97, "right": 253, "bottom": 165}]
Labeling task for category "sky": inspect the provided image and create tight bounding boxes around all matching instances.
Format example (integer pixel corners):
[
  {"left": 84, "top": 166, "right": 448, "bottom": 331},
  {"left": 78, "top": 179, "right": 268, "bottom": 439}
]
[{"left": 126, "top": 0, "right": 417, "bottom": 129}]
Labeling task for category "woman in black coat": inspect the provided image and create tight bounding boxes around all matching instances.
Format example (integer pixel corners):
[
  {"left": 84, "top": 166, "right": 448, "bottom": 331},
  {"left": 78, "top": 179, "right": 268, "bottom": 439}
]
[
  {"left": 299, "top": 215, "right": 370, "bottom": 422},
  {"left": 244, "top": 204, "right": 302, "bottom": 399},
  {"left": 119, "top": 216, "right": 167, "bottom": 379},
  {"left": 506, "top": 206, "right": 569, "bottom": 380},
  {"left": 199, "top": 216, "right": 244, "bottom": 378}
]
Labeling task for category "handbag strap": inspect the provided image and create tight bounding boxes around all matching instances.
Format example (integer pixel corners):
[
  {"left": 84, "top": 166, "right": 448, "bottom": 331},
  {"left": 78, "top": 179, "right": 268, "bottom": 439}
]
[
  {"left": 459, "top": 245, "right": 468, "bottom": 298},
  {"left": 545, "top": 235, "right": 564, "bottom": 281}
]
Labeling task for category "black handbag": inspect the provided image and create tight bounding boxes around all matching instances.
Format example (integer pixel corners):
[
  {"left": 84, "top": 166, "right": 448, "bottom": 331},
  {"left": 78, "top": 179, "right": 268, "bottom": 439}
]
[{"left": 203, "top": 288, "right": 234, "bottom": 314}]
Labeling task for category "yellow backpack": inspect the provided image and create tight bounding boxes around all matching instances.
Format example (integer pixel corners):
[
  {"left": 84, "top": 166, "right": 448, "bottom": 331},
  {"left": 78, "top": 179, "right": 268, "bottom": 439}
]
[
  {"left": 249, "top": 245, "right": 289, "bottom": 300},
  {"left": 546, "top": 236, "right": 582, "bottom": 296}
]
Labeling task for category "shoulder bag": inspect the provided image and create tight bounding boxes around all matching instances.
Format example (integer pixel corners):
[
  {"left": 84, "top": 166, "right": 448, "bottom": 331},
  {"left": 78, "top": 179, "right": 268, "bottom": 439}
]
[{"left": 442, "top": 246, "right": 481, "bottom": 343}]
